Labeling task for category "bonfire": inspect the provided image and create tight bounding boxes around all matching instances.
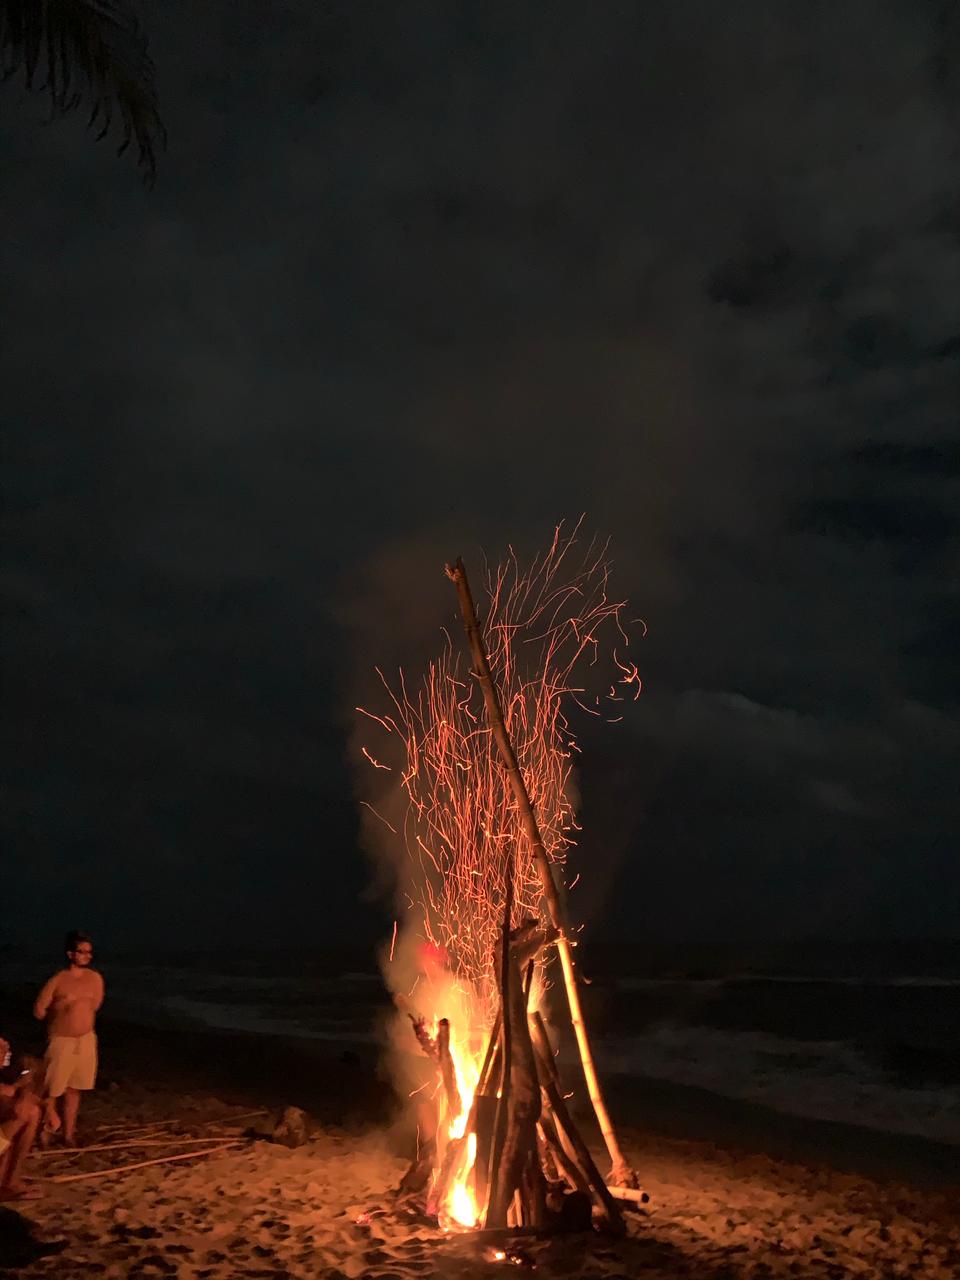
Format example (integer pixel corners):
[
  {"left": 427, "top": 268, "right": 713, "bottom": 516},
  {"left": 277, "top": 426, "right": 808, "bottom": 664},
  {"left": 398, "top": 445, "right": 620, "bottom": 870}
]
[{"left": 359, "top": 523, "right": 644, "bottom": 1236}]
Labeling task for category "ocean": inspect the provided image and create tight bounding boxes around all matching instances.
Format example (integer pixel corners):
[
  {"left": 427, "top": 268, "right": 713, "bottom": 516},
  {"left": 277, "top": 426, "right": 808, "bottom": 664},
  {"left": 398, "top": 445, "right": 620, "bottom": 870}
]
[{"left": 3, "top": 939, "right": 958, "bottom": 1146}]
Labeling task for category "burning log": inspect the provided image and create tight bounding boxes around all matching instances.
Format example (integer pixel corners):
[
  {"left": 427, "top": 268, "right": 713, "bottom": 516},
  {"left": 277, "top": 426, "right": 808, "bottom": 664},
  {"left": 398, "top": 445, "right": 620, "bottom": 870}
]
[
  {"left": 485, "top": 872, "right": 515, "bottom": 1227},
  {"left": 401, "top": 909, "right": 627, "bottom": 1237},
  {"left": 431, "top": 1012, "right": 502, "bottom": 1218},
  {"left": 409, "top": 1015, "right": 438, "bottom": 1060},
  {"left": 436, "top": 1019, "right": 462, "bottom": 1119},
  {"left": 486, "top": 938, "right": 541, "bottom": 1228}
]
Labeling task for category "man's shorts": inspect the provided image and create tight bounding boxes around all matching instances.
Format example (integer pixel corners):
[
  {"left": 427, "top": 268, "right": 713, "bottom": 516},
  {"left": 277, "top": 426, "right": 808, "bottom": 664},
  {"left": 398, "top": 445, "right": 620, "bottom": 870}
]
[{"left": 45, "top": 1032, "right": 98, "bottom": 1097}]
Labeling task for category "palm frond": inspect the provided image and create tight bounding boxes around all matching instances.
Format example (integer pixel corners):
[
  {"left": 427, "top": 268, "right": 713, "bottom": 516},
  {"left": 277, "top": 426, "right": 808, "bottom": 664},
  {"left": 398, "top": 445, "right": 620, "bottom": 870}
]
[{"left": 1, "top": 0, "right": 165, "bottom": 183}]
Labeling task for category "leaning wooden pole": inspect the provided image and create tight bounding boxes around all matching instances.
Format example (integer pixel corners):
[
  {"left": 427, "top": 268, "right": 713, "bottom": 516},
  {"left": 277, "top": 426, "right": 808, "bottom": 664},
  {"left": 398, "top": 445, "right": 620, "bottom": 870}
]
[{"left": 445, "top": 557, "right": 636, "bottom": 1187}]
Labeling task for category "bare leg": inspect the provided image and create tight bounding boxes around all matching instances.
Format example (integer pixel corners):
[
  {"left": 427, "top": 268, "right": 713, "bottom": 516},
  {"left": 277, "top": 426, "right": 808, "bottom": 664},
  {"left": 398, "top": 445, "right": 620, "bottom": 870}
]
[
  {"left": 62, "top": 1088, "right": 81, "bottom": 1145},
  {"left": 0, "top": 1097, "right": 42, "bottom": 1197}
]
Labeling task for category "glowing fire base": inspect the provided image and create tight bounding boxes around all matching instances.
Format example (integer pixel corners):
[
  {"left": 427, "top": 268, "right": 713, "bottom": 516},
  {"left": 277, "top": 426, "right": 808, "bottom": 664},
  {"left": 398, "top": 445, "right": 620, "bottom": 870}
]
[{"left": 400, "top": 921, "right": 628, "bottom": 1238}]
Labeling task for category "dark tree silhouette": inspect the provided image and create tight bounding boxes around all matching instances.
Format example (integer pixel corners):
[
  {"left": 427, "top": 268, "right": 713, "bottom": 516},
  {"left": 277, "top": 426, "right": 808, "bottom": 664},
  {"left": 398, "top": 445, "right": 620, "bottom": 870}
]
[{"left": 1, "top": 0, "right": 165, "bottom": 182}]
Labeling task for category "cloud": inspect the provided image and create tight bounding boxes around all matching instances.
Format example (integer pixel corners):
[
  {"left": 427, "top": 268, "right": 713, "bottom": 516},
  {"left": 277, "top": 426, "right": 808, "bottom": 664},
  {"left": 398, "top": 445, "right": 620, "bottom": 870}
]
[{"left": 1, "top": 0, "right": 957, "bottom": 944}]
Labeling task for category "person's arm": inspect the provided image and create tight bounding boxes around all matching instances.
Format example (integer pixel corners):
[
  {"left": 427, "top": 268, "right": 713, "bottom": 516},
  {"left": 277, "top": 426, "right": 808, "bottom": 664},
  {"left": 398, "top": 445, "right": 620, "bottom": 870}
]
[
  {"left": 93, "top": 972, "right": 105, "bottom": 1012},
  {"left": 33, "top": 976, "right": 58, "bottom": 1021}
]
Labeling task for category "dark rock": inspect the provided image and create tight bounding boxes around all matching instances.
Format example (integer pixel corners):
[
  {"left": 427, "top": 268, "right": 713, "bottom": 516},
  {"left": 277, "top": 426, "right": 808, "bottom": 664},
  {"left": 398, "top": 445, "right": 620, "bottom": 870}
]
[{"left": 272, "top": 1106, "right": 310, "bottom": 1148}]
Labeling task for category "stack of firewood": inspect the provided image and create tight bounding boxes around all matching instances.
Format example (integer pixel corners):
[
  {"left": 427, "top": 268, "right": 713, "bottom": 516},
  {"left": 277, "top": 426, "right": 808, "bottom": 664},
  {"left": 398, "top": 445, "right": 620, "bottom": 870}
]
[{"left": 402, "top": 918, "right": 628, "bottom": 1236}]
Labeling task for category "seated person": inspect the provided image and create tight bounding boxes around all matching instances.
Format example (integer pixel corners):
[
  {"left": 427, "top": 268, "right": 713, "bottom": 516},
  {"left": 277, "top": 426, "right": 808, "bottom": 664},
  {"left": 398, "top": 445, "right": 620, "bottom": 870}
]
[{"left": 0, "top": 1037, "right": 45, "bottom": 1201}]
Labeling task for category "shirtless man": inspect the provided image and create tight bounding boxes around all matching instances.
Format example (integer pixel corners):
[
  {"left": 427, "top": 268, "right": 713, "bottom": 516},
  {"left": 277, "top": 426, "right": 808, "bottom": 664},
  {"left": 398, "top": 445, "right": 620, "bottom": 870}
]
[{"left": 34, "top": 931, "right": 105, "bottom": 1146}]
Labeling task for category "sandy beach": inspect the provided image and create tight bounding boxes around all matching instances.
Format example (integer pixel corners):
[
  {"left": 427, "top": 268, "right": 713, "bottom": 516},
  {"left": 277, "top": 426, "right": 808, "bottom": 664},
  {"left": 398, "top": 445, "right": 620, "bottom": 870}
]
[{"left": 2, "top": 1015, "right": 957, "bottom": 1280}]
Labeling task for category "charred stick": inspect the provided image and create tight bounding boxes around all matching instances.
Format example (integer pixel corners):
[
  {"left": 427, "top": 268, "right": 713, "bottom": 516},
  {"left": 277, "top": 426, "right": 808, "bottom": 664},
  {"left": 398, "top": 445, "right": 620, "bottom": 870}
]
[
  {"left": 530, "top": 1012, "right": 560, "bottom": 1085},
  {"left": 436, "top": 1019, "right": 463, "bottom": 1119},
  {"left": 536, "top": 1122, "right": 561, "bottom": 1185},
  {"left": 474, "top": 1011, "right": 502, "bottom": 1099},
  {"left": 488, "top": 934, "right": 542, "bottom": 1227},
  {"left": 409, "top": 1015, "right": 438, "bottom": 1060},
  {"left": 528, "top": 1018, "right": 624, "bottom": 1234},
  {"left": 537, "top": 1111, "right": 591, "bottom": 1198},
  {"left": 485, "top": 876, "right": 515, "bottom": 1227}
]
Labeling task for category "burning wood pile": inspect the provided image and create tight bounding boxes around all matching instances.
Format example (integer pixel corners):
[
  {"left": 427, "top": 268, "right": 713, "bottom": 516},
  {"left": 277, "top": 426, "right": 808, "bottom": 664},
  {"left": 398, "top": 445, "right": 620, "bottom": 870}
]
[
  {"left": 359, "top": 524, "right": 644, "bottom": 1237},
  {"left": 399, "top": 916, "right": 629, "bottom": 1236}
]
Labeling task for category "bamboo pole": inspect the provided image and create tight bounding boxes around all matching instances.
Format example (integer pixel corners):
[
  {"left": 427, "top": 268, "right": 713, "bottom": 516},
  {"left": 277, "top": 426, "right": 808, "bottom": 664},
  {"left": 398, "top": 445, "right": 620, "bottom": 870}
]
[
  {"left": 32, "top": 1137, "right": 241, "bottom": 1158},
  {"left": 608, "top": 1185, "right": 650, "bottom": 1205},
  {"left": 446, "top": 557, "right": 635, "bottom": 1186},
  {"left": 92, "top": 1109, "right": 267, "bottom": 1139},
  {"left": 39, "top": 1142, "right": 244, "bottom": 1183}
]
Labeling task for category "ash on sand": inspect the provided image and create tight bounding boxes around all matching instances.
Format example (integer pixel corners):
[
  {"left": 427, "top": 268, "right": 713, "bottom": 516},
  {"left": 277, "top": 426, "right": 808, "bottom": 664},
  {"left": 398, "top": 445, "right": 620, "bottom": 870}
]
[{"left": 7, "top": 1081, "right": 959, "bottom": 1280}]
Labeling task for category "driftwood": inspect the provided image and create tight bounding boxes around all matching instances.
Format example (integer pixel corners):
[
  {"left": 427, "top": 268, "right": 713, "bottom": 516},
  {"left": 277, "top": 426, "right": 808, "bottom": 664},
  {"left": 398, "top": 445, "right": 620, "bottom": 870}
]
[
  {"left": 531, "top": 1013, "right": 560, "bottom": 1084},
  {"left": 537, "top": 1111, "right": 591, "bottom": 1199},
  {"left": 484, "top": 877, "right": 515, "bottom": 1227},
  {"left": 519, "top": 1145, "right": 550, "bottom": 1227},
  {"left": 528, "top": 1018, "right": 624, "bottom": 1234},
  {"left": 486, "top": 911, "right": 542, "bottom": 1228},
  {"left": 38, "top": 1141, "right": 245, "bottom": 1183},
  {"left": 535, "top": 1122, "right": 560, "bottom": 1185}
]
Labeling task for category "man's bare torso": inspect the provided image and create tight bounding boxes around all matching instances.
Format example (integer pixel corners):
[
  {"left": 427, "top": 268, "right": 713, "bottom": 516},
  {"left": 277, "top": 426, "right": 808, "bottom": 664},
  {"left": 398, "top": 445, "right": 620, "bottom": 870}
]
[{"left": 36, "top": 969, "right": 104, "bottom": 1038}]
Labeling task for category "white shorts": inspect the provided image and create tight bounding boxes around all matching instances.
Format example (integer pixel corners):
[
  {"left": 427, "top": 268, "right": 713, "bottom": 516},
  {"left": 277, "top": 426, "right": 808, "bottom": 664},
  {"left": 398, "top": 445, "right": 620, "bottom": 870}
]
[{"left": 45, "top": 1032, "right": 98, "bottom": 1097}]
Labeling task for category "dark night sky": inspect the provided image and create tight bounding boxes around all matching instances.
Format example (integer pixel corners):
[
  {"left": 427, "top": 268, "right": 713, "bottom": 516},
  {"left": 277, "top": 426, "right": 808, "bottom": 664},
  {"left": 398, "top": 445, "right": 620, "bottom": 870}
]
[{"left": 1, "top": 2, "right": 958, "bottom": 950}]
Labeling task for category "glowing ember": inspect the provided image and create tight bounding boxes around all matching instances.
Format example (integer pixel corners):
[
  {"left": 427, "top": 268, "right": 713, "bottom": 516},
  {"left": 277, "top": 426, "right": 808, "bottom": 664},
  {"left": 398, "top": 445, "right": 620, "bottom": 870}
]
[{"left": 360, "top": 521, "right": 641, "bottom": 1022}]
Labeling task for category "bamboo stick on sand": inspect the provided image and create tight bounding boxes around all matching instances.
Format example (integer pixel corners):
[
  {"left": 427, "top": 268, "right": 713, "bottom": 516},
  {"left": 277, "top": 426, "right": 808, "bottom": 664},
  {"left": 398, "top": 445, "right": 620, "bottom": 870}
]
[
  {"left": 95, "top": 1108, "right": 268, "bottom": 1138},
  {"left": 38, "top": 1142, "right": 245, "bottom": 1183},
  {"left": 32, "top": 1137, "right": 241, "bottom": 1158}
]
